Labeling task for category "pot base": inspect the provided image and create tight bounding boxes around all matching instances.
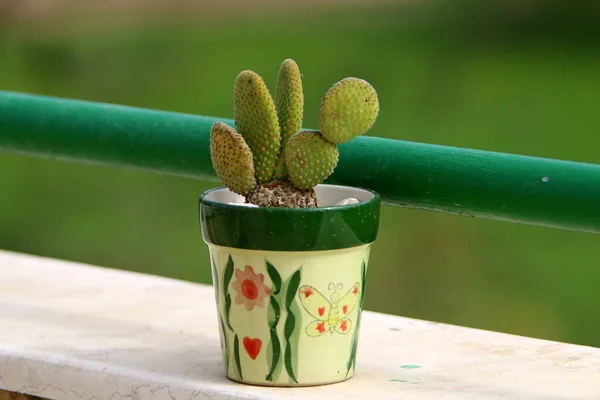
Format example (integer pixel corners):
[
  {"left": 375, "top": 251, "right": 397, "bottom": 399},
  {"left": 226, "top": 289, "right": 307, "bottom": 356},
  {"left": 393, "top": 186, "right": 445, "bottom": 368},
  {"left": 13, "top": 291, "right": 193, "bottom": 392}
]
[{"left": 226, "top": 373, "right": 354, "bottom": 387}]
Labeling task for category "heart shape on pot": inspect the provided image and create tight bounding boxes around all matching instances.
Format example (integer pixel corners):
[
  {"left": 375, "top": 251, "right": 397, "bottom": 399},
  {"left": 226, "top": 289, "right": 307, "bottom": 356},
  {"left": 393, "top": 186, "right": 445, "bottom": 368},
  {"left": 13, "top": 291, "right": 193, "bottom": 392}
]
[{"left": 243, "top": 337, "right": 262, "bottom": 360}]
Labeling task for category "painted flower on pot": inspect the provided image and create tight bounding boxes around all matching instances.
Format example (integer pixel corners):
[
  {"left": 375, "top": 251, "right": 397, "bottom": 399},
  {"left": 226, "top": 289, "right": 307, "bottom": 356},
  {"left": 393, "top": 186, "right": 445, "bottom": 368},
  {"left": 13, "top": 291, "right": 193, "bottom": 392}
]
[{"left": 231, "top": 265, "right": 271, "bottom": 311}]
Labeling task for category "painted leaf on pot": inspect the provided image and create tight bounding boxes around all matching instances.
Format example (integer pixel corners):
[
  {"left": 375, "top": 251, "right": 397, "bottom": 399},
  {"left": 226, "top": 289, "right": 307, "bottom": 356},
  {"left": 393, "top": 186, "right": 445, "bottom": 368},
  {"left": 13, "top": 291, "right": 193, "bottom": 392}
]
[
  {"left": 283, "top": 267, "right": 302, "bottom": 384},
  {"left": 222, "top": 255, "right": 235, "bottom": 330},
  {"left": 266, "top": 260, "right": 282, "bottom": 295},
  {"left": 233, "top": 334, "right": 244, "bottom": 380},
  {"left": 266, "top": 291, "right": 282, "bottom": 381},
  {"left": 218, "top": 315, "right": 230, "bottom": 374},
  {"left": 346, "top": 260, "right": 368, "bottom": 377},
  {"left": 211, "top": 255, "right": 220, "bottom": 303}
]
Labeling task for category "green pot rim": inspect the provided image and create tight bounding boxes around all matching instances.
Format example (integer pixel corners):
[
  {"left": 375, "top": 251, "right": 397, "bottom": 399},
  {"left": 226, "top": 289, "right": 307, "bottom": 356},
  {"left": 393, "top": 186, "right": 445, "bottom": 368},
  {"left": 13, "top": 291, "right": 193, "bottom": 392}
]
[{"left": 199, "top": 184, "right": 381, "bottom": 251}]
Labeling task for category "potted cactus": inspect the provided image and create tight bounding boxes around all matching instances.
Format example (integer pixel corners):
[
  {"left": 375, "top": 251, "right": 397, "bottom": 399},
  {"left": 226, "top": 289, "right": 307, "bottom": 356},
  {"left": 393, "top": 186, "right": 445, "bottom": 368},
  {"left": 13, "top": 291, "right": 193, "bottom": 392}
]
[{"left": 199, "top": 59, "right": 381, "bottom": 387}]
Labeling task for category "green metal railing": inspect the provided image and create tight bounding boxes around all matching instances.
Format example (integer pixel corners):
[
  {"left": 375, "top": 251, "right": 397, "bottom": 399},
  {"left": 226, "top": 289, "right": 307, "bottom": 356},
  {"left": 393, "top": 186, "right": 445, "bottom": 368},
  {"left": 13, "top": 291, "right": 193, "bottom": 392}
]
[{"left": 1, "top": 90, "right": 600, "bottom": 234}]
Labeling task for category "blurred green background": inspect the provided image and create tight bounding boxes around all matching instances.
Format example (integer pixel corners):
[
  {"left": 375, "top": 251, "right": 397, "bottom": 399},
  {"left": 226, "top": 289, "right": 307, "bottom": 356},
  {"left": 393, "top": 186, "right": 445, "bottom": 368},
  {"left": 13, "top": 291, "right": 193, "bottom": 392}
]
[{"left": 1, "top": 0, "right": 599, "bottom": 347}]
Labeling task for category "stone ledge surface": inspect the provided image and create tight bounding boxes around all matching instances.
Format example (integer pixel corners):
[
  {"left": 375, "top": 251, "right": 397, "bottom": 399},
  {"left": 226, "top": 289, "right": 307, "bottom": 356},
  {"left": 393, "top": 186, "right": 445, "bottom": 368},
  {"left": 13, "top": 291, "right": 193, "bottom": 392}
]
[{"left": 0, "top": 249, "right": 598, "bottom": 400}]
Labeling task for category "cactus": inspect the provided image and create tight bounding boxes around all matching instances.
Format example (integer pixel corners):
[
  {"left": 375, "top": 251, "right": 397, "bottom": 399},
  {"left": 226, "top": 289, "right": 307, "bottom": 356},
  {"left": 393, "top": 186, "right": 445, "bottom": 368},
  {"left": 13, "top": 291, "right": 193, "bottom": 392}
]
[
  {"left": 210, "top": 122, "right": 256, "bottom": 196},
  {"left": 209, "top": 59, "right": 379, "bottom": 208},
  {"left": 273, "top": 59, "right": 304, "bottom": 180},
  {"left": 320, "top": 77, "right": 379, "bottom": 144},
  {"left": 234, "top": 70, "right": 281, "bottom": 184},
  {"left": 284, "top": 130, "right": 339, "bottom": 190}
]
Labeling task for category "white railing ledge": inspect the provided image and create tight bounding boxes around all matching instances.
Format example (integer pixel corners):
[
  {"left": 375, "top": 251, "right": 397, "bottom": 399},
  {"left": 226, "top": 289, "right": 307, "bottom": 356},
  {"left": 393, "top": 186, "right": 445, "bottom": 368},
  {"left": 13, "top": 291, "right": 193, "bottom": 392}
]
[{"left": 0, "top": 249, "right": 599, "bottom": 400}]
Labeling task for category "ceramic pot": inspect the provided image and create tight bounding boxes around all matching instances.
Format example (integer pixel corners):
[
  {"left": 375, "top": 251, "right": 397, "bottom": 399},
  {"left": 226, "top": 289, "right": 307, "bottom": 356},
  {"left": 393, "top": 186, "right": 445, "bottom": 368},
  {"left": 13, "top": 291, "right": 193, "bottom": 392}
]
[{"left": 199, "top": 184, "right": 380, "bottom": 387}]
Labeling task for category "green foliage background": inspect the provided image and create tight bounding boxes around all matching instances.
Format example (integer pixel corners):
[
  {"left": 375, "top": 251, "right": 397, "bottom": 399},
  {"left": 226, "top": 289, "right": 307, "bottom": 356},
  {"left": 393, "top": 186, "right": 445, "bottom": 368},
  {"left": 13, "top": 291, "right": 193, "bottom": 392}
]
[{"left": 1, "top": 2, "right": 599, "bottom": 347}]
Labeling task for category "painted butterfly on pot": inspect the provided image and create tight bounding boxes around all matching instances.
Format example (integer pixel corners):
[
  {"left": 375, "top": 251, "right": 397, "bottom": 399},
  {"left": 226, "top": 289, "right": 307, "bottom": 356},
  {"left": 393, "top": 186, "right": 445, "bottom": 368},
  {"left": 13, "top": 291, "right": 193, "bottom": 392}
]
[{"left": 298, "top": 282, "right": 361, "bottom": 337}]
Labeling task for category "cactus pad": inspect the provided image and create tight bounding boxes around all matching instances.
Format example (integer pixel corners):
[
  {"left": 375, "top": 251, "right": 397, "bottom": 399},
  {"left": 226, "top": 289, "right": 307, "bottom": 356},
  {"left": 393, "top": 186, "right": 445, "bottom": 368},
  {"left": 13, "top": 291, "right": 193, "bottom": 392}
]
[
  {"left": 234, "top": 70, "right": 281, "bottom": 183},
  {"left": 319, "top": 77, "right": 379, "bottom": 144},
  {"left": 210, "top": 122, "right": 256, "bottom": 196},
  {"left": 273, "top": 59, "right": 304, "bottom": 180},
  {"left": 284, "top": 130, "right": 339, "bottom": 190}
]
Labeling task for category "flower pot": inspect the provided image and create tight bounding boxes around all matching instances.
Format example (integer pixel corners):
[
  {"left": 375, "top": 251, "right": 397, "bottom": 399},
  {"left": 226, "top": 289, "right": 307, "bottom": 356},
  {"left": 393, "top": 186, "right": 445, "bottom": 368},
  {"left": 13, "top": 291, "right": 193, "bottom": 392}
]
[{"left": 198, "top": 184, "right": 381, "bottom": 387}]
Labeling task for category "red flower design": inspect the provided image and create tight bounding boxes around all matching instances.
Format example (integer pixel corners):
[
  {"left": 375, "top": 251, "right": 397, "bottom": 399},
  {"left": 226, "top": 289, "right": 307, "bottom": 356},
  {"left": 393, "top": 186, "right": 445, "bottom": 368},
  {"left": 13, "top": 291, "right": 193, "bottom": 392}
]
[
  {"left": 231, "top": 265, "right": 271, "bottom": 311},
  {"left": 316, "top": 321, "right": 326, "bottom": 334},
  {"left": 340, "top": 320, "right": 348, "bottom": 332},
  {"left": 300, "top": 287, "right": 314, "bottom": 298}
]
